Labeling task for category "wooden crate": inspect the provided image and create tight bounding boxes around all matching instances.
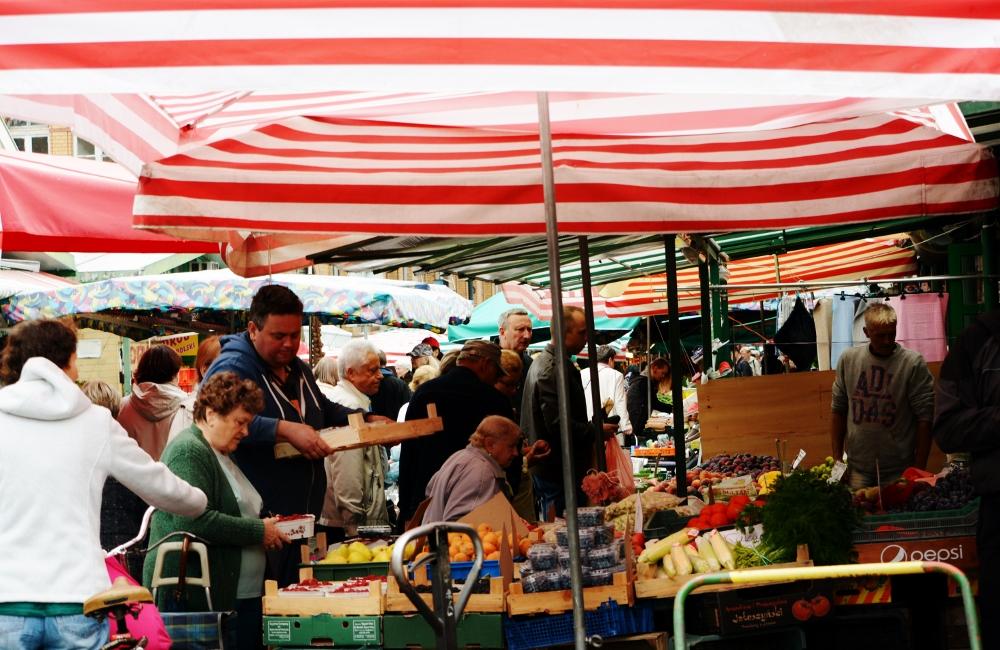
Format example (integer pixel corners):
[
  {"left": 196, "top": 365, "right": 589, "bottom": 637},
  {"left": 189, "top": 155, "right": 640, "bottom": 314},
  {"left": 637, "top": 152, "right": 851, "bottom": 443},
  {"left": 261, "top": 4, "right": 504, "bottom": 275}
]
[
  {"left": 385, "top": 576, "right": 505, "bottom": 613},
  {"left": 506, "top": 570, "right": 634, "bottom": 616},
  {"left": 634, "top": 545, "right": 812, "bottom": 599},
  {"left": 275, "top": 404, "right": 443, "bottom": 459},
  {"left": 263, "top": 568, "right": 384, "bottom": 616}
]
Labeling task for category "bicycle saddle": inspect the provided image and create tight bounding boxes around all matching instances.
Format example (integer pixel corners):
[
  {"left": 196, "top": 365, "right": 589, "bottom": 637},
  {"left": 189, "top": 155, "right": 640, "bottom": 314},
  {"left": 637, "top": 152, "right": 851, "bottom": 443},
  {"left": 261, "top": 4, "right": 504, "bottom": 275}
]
[{"left": 84, "top": 577, "right": 153, "bottom": 617}]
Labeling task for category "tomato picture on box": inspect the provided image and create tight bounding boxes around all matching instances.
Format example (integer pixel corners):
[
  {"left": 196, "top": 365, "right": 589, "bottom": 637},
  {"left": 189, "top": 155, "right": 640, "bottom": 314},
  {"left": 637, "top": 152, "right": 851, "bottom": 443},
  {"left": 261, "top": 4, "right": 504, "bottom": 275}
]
[{"left": 275, "top": 514, "right": 315, "bottom": 540}]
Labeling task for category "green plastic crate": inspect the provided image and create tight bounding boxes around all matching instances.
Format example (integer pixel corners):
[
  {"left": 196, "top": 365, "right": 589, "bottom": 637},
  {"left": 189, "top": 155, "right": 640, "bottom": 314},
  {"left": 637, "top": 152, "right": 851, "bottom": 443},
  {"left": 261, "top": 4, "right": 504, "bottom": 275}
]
[
  {"left": 304, "top": 561, "right": 390, "bottom": 580},
  {"left": 263, "top": 615, "right": 382, "bottom": 647},
  {"left": 852, "top": 499, "right": 979, "bottom": 543},
  {"left": 383, "top": 613, "right": 503, "bottom": 649}
]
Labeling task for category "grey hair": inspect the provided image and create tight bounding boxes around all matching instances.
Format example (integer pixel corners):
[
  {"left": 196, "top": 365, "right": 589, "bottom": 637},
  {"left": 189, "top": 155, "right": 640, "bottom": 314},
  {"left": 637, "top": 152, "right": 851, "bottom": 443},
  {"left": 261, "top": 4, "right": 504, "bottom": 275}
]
[
  {"left": 498, "top": 307, "right": 530, "bottom": 331},
  {"left": 313, "top": 356, "right": 339, "bottom": 386},
  {"left": 596, "top": 345, "right": 616, "bottom": 363},
  {"left": 469, "top": 415, "right": 522, "bottom": 448},
  {"left": 337, "top": 339, "right": 380, "bottom": 377}
]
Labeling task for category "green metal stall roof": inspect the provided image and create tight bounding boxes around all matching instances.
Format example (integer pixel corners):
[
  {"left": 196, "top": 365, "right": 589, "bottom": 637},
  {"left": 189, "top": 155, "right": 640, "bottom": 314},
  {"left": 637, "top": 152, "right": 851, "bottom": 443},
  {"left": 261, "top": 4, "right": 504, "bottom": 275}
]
[{"left": 311, "top": 214, "right": 981, "bottom": 290}]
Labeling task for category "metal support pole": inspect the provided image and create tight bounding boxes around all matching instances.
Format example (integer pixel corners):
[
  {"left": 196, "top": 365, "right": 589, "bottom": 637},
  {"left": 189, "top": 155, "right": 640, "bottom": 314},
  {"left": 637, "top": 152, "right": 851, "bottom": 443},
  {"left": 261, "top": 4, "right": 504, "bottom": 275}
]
[
  {"left": 983, "top": 223, "right": 998, "bottom": 311},
  {"left": 579, "top": 236, "right": 607, "bottom": 471},
  {"left": 664, "top": 235, "right": 687, "bottom": 497},
  {"left": 698, "top": 260, "right": 712, "bottom": 375},
  {"left": 646, "top": 316, "right": 653, "bottom": 425},
  {"left": 537, "top": 91, "right": 587, "bottom": 650}
]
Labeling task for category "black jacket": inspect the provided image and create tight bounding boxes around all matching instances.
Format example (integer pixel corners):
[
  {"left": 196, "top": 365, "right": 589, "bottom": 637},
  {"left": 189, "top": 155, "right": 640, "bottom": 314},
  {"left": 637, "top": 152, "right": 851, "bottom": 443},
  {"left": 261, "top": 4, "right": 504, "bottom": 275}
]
[
  {"left": 371, "top": 369, "right": 411, "bottom": 420},
  {"left": 398, "top": 366, "right": 514, "bottom": 525},
  {"left": 203, "top": 332, "right": 356, "bottom": 517},
  {"left": 626, "top": 374, "right": 651, "bottom": 435},
  {"left": 933, "top": 311, "right": 1000, "bottom": 495},
  {"left": 520, "top": 344, "right": 596, "bottom": 486}
]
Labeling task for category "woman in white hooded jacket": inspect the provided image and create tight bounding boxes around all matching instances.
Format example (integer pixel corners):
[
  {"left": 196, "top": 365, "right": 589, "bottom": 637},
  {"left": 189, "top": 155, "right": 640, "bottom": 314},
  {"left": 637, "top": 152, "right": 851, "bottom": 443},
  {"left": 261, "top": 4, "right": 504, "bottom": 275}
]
[{"left": 0, "top": 319, "right": 207, "bottom": 650}]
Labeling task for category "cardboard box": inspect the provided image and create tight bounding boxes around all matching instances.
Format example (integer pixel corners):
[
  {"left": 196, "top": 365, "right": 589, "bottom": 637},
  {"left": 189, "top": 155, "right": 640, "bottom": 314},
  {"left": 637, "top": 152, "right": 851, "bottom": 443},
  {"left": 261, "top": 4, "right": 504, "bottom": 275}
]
[{"left": 692, "top": 581, "right": 834, "bottom": 635}]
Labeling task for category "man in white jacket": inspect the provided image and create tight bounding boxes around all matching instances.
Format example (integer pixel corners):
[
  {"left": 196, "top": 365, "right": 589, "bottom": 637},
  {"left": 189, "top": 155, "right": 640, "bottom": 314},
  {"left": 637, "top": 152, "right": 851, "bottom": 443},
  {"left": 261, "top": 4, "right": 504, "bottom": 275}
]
[
  {"left": 0, "top": 319, "right": 207, "bottom": 650},
  {"left": 582, "top": 345, "right": 632, "bottom": 444},
  {"left": 320, "top": 340, "right": 390, "bottom": 539}
]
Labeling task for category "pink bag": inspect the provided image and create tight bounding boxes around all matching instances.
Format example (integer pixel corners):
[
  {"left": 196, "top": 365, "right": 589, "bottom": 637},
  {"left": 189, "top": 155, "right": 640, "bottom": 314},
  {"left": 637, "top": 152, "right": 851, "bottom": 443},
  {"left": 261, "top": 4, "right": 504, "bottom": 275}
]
[
  {"left": 605, "top": 438, "right": 636, "bottom": 497},
  {"left": 104, "top": 555, "right": 172, "bottom": 650}
]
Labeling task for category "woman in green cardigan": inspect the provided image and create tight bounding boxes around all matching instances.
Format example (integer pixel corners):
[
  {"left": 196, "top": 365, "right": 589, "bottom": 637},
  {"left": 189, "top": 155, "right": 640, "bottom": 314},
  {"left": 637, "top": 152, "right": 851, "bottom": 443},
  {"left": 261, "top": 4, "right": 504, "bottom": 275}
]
[{"left": 143, "top": 371, "right": 289, "bottom": 649}]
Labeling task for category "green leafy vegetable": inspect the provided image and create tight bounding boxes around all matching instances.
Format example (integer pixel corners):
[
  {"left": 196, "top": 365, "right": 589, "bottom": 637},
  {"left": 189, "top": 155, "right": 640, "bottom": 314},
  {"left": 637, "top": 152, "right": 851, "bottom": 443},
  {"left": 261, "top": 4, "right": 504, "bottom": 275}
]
[{"left": 760, "top": 470, "right": 860, "bottom": 565}]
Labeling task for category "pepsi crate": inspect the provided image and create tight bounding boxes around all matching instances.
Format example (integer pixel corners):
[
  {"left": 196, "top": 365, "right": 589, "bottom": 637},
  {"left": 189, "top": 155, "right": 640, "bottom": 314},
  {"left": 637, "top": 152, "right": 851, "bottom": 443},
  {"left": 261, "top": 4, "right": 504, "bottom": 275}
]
[
  {"left": 852, "top": 499, "right": 978, "bottom": 544},
  {"left": 504, "top": 600, "right": 654, "bottom": 650}
]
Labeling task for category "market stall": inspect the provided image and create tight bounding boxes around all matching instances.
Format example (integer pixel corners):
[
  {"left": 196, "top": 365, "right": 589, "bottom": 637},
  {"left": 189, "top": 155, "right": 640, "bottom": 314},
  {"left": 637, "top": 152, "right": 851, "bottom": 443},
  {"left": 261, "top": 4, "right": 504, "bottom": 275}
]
[{"left": 2, "top": 3, "right": 997, "bottom": 648}]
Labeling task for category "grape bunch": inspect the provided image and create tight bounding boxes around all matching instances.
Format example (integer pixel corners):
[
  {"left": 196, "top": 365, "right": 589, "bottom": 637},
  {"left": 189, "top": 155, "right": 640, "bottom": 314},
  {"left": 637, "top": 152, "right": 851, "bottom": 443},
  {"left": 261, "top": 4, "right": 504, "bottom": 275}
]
[
  {"left": 700, "top": 453, "right": 781, "bottom": 480},
  {"left": 906, "top": 468, "right": 975, "bottom": 512},
  {"left": 809, "top": 457, "right": 836, "bottom": 481}
]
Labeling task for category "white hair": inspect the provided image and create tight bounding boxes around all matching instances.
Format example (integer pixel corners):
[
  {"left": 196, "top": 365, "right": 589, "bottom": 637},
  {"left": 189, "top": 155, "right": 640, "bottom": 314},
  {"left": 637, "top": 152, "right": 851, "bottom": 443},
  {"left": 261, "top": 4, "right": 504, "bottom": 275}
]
[
  {"left": 337, "top": 339, "right": 380, "bottom": 377},
  {"left": 498, "top": 307, "right": 530, "bottom": 330}
]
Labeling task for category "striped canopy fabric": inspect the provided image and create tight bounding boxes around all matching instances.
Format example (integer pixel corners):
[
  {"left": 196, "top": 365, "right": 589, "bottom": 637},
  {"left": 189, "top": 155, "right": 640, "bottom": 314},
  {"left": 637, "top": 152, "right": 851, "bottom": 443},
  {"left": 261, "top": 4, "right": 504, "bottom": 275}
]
[
  {"left": 0, "top": 2, "right": 998, "bottom": 272},
  {"left": 503, "top": 235, "right": 917, "bottom": 319}
]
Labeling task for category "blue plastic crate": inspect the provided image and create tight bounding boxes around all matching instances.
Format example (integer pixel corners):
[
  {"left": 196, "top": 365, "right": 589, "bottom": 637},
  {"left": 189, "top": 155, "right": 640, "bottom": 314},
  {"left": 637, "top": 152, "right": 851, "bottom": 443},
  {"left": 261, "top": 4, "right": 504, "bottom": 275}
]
[
  {"left": 423, "top": 559, "right": 500, "bottom": 582},
  {"left": 504, "top": 600, "right": 654, "bottom": 650}
]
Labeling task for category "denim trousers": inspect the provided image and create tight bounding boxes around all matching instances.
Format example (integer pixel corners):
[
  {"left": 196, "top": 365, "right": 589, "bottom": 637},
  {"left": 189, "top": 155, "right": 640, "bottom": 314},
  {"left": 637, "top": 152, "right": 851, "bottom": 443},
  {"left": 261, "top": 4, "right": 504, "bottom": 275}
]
[{"left": 0, "top": 614, "right": 108, "bottom": 650}]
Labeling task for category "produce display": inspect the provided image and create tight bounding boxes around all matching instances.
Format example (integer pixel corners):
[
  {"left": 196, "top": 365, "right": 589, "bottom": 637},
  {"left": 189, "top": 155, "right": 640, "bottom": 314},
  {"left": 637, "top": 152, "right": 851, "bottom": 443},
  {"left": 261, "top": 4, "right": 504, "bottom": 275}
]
[
  {"left": 852, "top": 466, "right": 976, "bottom": 514},
  {"left": 604, "top": 491, "right": 683, "bottom": 532},
  {"left": 686, "top": 495, "right": 764, "bottom": 531},
  {"left": 279, "top": 575, "right": 384, "bottom": 597},
  {"left": 520, "top": 507, "right": 625, "bottom": 592},
  {"left": 319, "top": 540, "right": 412, "bottom": 565},
  {"left": 699, "top": 453, "right": 781, "bottom": 480},
  {"left": 808, "top": 457, "right": 837, "bottom": 481},
  {"left": 636, "top": 526, "right": 737, "bottom": 578}
]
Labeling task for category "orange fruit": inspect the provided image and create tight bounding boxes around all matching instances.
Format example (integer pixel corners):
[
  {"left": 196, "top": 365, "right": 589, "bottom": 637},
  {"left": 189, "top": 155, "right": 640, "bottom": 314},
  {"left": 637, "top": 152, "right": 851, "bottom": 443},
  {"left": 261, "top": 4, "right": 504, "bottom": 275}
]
[
  {"left": 461, "top": 542, "right": 474, "bottom": 556},
  {"left": 486, "top": 551, "right": 500, "bottom": 560},
  {"left": 483, "top": 542, "right": 498, "bottom": 556},
  {"left": 518, "top": 538, "right": 533, "bottom": 557},
  {"left": 483, "top": 532, "right": 499, "bottom": 547},
  {"left": 453, "top": 552, "right": 470, "bottom": 562},
  {"left": 477, "top": 523, "right": 493, "bottom": 534}
]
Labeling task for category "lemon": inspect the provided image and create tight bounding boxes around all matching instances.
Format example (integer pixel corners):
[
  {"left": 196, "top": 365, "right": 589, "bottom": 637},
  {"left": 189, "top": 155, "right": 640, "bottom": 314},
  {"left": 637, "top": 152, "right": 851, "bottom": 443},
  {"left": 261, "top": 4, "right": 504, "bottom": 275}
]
[{"left": 348, "top": 550, "right": 371, "bottom": 564}]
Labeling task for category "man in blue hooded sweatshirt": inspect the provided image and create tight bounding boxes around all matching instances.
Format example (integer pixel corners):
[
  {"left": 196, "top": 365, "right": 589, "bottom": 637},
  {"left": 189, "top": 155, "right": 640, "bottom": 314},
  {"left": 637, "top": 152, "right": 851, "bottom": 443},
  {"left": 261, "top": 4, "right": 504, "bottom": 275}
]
[{"left": 204, "top": 284, "right": 373, "bottom": 585}]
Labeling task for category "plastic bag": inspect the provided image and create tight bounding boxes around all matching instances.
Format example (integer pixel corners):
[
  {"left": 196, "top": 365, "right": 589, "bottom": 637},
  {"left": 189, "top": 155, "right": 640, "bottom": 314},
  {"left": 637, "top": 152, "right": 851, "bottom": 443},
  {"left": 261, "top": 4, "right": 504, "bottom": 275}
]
[
  {"left": 105, "top": 555, "right": 172, "bottom": 650},
  {"left": 605, "top": 439, "right": 636, "bottom": 497}
]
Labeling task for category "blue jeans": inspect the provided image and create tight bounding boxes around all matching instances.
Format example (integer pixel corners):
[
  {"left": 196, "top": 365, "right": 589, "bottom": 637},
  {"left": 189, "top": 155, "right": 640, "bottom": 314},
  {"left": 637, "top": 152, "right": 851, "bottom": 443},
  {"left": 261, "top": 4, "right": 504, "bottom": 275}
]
[
  {"left": 533, "top": 474, "right": 566, "bottom": 522},
  {"left": 0, "top": 614, "right": 108, "bottom": 650}
]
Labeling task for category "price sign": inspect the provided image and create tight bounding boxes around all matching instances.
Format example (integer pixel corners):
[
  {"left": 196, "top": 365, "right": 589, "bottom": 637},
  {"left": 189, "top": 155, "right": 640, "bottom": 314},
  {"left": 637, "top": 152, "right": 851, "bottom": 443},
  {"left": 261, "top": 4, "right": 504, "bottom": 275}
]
[
  {"left": 829, "top": 461, "right": 848, "bottom": 484},
  {"left": 791, "top": 449, "right": 806, "bottom": 470}
]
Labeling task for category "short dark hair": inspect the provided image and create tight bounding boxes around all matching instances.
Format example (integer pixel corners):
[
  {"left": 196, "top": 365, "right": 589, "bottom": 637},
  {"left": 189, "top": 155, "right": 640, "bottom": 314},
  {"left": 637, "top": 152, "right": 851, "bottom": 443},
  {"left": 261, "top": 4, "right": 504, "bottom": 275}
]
[
  {"left": 1, "top": 319, "right": 77, "bottom": 384},
  {"left": 562, "top": 305, "right": 584, "bottom": 333},
  {"left": 134, "top": 344, "right": 182, "bottom": 385},
  {"left": 249, "top": 284, "right": 303, "bottom": 329},
  {"left": 193, "top": 371, "right": 264, "bottom": 422}
]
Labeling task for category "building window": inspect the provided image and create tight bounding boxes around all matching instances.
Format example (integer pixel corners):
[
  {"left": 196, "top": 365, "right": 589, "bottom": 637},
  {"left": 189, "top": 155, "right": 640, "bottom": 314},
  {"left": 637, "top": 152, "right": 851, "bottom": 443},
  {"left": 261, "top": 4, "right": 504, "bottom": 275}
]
[
  {"left": 5, "top": 119, "right": 49, "bottom": 154},
  {"left": 74, "top": 136, "right": 112, "bottom": 161}
]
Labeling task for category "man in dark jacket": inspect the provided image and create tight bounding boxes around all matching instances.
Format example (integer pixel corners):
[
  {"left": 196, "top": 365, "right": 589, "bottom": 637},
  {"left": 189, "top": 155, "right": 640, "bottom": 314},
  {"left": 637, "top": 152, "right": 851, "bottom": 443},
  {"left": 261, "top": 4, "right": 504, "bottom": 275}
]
[
  {"left": 203, "top": 285, "right": 368, "bottom": 585},
  {"left": 370, "top": 349, "right": 411, "bottom": 420},
  {"left": 398, "top": 340, "right": 514, "bottom": 528},
  {"left": 521, "top": 306, "right": 616, "bottom": 520},
  {"left": 933, "top": 310, "right": 1000, "bottom": 647},
  {"left": 626, "top": 358, "right": 669, "bottom": 440}
]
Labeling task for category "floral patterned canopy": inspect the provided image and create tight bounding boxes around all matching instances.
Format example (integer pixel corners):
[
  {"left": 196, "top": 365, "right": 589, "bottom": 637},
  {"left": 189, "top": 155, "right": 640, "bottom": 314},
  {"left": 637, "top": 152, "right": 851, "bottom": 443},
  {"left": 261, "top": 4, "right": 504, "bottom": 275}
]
[{"left": 2, "top": 269, "right": 472, "bottom": 333}]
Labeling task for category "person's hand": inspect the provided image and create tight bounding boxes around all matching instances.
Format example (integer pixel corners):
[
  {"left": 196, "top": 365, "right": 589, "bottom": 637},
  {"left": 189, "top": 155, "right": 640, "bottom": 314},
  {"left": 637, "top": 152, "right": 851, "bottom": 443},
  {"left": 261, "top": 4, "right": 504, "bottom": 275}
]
[
  {"left": 525, "top": 440, "right": 551, "bottom": 467},
  {"left": 262, "top": 517, "right": 291, "bottom": 551},
  {"left": 365, "top": 414, "right": 393, "bottom": 424},
  {"left": 278, "top": 421, "right": 333, "bottom": 459}
]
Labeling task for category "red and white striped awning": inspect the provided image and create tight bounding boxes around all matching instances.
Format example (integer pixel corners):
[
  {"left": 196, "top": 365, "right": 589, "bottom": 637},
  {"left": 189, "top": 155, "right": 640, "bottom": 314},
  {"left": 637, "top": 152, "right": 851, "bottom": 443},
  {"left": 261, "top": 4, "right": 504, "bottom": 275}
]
[
  {"left": 601, "top": 236, "right": 919, "bottom": 318},
  {"left": 504, "top": 235, "right": 917, "bottom": 319},
  {"left": 0, "top": 2, "right": 997, "bottom": 272}
]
